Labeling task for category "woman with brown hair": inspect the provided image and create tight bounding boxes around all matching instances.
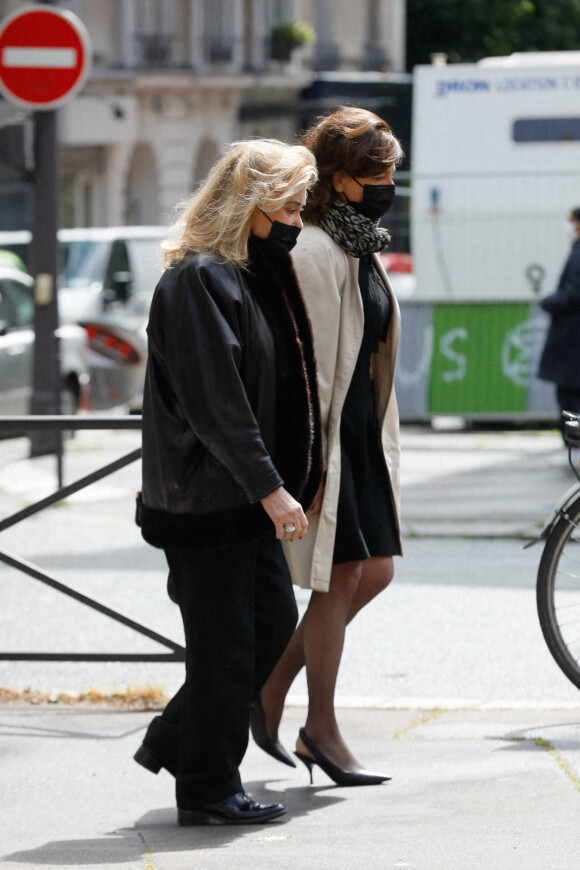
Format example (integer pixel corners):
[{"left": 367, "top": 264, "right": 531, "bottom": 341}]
[{"left": 250, "top": 107, "right": 404, "bottom": 785}]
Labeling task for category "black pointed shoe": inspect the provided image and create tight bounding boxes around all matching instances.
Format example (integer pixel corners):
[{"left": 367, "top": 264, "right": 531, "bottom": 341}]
[
  {"left": 249, "top": 694, "right": 296, "bottom": 768},
  {"left": 294, "top": 727, "right": 391, "bottom": 786},
  {"left": 178, "top": 792, "right": 286, "bottom": 825}
]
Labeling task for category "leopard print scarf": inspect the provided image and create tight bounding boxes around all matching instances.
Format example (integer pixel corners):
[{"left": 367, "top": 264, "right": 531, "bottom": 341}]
[{"left": 318, "top": 199, "right": 391, "bottom": 258}]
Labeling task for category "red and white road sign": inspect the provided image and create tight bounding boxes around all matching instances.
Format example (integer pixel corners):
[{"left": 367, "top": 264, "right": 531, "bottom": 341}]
[{"left": 0, "top": 5, "right": 91, "bottom": 110}]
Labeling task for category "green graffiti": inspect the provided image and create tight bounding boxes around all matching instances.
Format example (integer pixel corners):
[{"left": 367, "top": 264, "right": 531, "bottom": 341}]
[{"left": 429, "top": 303, "right": 531, "bottom": 413}]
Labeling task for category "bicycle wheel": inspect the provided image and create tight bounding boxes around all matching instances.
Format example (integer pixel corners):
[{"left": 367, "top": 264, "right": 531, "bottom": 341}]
[{"left": 537, "top": 495, "right": 580, "bottom": 691}]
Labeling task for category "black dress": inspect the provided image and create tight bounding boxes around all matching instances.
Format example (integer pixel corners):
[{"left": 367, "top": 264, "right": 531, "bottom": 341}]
[{"left": 333, "top": 254, "right": 401, "bottom": 564}]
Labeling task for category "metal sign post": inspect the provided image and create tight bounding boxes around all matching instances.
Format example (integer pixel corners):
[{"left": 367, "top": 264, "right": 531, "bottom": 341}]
[
  {"left": 30, "top": 108, "right": 60, "bottom": 455},
  {"left": 0, "top": 3, "right": 91, "bottom": 457}
]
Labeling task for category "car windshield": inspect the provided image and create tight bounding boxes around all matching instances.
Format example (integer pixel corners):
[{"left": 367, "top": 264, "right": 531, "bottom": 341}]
[
  {"left": 127, "top": 238, "right": 163, "bottom": 291},
  {"left": 59, "top": 241, "right": 110, "bottom": 289}
]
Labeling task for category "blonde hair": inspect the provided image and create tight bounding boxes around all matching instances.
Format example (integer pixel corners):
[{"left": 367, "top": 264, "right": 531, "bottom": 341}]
[{"left": 162, "top": 139, "right": 317, "bottom": 268}]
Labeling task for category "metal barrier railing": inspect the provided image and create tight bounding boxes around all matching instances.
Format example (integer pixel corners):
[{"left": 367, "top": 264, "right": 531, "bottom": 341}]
[{"left": 0, "top": 416, "right": 185, "bottom": 662}]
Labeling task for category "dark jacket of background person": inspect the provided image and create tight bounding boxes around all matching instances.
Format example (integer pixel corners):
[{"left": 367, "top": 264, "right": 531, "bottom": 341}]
[
  {"left": 539, "top": 237, "right": 580, "bottom": 388},
  {"left": 138, "top": 240, "right": 322, "bottom": 551}
]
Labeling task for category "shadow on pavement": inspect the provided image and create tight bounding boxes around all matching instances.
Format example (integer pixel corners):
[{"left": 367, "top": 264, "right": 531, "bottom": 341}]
[{"left": 1, "top": 783, "right": 344, "bottom": 865}]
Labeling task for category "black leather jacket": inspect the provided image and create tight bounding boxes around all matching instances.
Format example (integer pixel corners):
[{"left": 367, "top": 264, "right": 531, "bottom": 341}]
[{"left": 138, "top": 243, "right": 321, "bottom": 551}]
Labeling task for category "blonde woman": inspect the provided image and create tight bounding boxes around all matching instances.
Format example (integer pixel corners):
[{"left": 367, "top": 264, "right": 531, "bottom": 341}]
[
  {"left": 134, "top": 139, "right": 322, "bottom": 824},
  {"left": 252, "top": 108, "right": 403, "bottom": 785}
]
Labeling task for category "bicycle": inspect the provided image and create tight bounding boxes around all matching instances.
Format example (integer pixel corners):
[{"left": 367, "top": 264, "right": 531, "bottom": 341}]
[{"left": 529, "top": 411, "right": 580, "bottom": 690}]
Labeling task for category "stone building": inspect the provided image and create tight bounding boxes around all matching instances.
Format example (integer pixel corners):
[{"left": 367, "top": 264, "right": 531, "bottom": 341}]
[{"left": 0, "top": 0, "right": 407, "bottom": 229}]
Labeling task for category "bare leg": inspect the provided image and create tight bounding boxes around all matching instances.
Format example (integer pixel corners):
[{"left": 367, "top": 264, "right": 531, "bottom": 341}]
[{"left": 259, "top": 556, "right": 394, "bottom": 764}]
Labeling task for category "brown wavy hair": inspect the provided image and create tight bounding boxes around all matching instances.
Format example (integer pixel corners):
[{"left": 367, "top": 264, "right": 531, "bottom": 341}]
[{"left": 300, "top": 106, "right": 404, "bottom": 224}]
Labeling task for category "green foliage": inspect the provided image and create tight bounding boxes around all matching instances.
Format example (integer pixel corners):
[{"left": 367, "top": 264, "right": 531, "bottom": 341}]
[
  {"left": 270, "top": 20, "right": 316, "bottom": 47},
  {"left": 406, "top": 0, "right": 580, "bottom": 70}
]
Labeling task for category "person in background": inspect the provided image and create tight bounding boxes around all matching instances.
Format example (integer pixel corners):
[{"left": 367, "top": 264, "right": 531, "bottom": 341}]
[
  {"left": 250, "top": 107, "right": 403, "bottom": 786},
  {"left": 134, "top": 139, "right": 322, "bottom": 825},
  {"left": 539, "top": 207, "right": 580, "bottom": 437}
]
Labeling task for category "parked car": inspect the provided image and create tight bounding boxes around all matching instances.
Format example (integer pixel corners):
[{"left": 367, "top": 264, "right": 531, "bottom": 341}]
[
  {"left": 0, "top": 264, "right": 89, "bottom": 416},
  {"left": 0, "top": 226, "right": 167, "bottom": 411},
  {"left": 379, "top": 251, "right": 416, "bottom": 299},
  {"left": 58, "top": 226, "right": 166, "bottom": 410}
]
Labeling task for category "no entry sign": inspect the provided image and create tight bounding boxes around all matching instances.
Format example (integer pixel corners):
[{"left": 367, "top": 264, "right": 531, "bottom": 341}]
[{"left": 0, "top": 5, "right": 91, "bottom": 110}]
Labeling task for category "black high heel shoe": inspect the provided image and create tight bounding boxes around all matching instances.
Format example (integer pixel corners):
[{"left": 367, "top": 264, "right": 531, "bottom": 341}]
[
  {"left": 249, "top": 695, "right": 296, "bottom": 768},
  {"left": 294, "top": 727, "right": 391, "bottom": 786}
]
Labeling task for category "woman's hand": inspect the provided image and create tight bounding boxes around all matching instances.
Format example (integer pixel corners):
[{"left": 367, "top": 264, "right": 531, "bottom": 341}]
[{"left": 261, "top": 486, "right": 308, "bottom": 542}]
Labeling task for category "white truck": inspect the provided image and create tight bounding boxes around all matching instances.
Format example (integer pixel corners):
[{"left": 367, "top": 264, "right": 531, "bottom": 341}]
[{"left": 397, "top": 51, "right": 580, "bottom": 421}]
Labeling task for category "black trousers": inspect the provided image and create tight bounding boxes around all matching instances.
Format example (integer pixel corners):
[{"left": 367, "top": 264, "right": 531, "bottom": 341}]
[{"left": 162, "top": 532, "right": 297, "bottom": 809}]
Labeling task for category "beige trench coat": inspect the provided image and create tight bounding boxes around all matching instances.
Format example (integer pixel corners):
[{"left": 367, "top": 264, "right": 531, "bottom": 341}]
[{"left": 283, "top": 224, "right": 402, "bottom": 592}]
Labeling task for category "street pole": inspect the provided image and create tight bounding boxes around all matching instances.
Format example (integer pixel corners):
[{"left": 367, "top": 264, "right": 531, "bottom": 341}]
[
  {"left": 0, "top": 0, "right": 91, "bottom": 480},
  {"left": 29, "top": 106, "right": 62, "bottom": 460}
]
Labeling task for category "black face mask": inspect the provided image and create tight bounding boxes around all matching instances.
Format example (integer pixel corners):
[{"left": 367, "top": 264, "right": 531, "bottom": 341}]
[
  {"left": 258, "top": 210, "right": 301, "bottom": 254},
  {"left": 347, "top": 179, "right": 395, "bottom": 221}
]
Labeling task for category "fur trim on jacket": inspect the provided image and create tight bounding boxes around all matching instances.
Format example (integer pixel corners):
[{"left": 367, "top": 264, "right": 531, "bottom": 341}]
[{"left": 138, "top": 242, "right": 322, "bottom": 552}]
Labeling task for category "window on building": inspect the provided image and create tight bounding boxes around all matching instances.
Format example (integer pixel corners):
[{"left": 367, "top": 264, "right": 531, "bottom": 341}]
[
  {"left": 136, "top": 0, "right": 177, "bottom": 67},
  {"left": 61, "top": 172, "right": 98, "bottom": 228},
  {"left": 204, "top": 0, "right": 235, "bottom": 63},
  {"left": 0, "top": 184, "right": 32, "bottom": 231},
  {"left": 265, "top": 0, "right": 295, "bottom": 27},
  {"left": 513, "top": 118, "right": 580, "bottom": 143}
]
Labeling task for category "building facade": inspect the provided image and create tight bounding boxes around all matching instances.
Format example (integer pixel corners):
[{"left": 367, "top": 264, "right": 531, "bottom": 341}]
[{"left": 0, "top": 0, "right": 406, "bottom": 229}]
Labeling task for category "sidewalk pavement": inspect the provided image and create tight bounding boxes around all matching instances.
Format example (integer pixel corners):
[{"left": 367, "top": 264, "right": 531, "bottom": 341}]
[
  {"left": 1, "top": 703, "right": 579, "bottom": 869},
  {"left": 399, "top": 426, "right": 578, "bottom": 539},
  {"left": 1, "top": 425, "right": 580, "bottom": 868}
]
